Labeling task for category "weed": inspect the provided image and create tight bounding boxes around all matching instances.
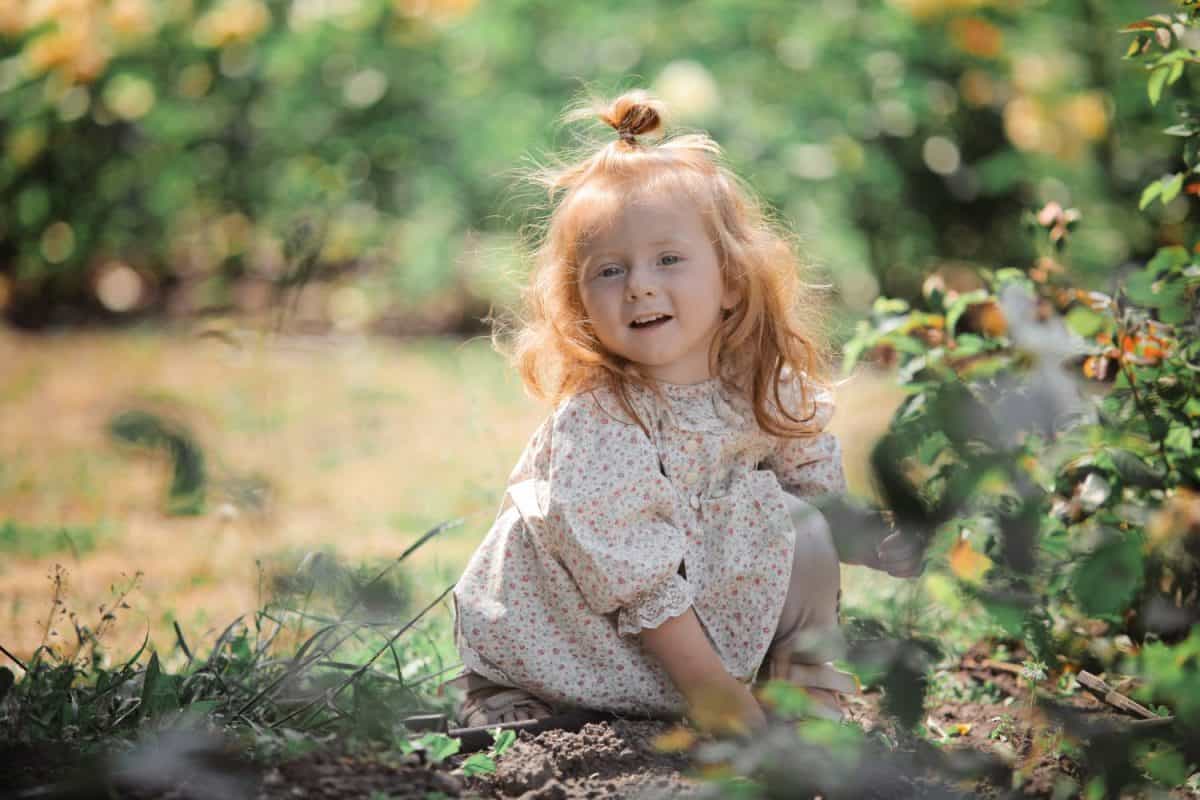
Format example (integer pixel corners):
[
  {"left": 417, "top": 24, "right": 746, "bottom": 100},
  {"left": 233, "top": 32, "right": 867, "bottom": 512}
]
[
  {"left": 0, "top": 521, "right": 462, "bottom": 757},
  {"left": 988, "top": 714, "right": 1016, "bottom": 743},
  {"left": 926, "top": 670, "right": 1005, "bottom": 706}
]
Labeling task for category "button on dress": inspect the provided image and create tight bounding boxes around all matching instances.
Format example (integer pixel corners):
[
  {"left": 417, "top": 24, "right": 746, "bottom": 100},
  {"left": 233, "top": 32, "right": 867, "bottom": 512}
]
[{"left": 452, "top": 372, "right": 847, "bottom": 717}]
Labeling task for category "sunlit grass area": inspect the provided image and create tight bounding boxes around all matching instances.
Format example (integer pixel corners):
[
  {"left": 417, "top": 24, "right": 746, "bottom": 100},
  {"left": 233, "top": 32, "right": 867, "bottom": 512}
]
[{"left": 1, "top": 328, "right": 911, "bottom": 668}]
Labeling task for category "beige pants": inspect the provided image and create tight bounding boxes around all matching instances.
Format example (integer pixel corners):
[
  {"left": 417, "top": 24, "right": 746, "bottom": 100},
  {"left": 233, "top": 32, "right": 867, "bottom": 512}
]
[
  {"left": 756, "top": 494, "right": 855, "bottom": 694},
  {"left": 446, "top": 493, "right": 854, "bottom": 724}
]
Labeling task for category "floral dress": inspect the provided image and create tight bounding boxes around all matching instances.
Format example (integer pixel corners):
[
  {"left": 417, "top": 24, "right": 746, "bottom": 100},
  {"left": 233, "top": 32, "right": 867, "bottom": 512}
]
[{"left": 451, "top": 372, "right": 847, "bottom": 717}]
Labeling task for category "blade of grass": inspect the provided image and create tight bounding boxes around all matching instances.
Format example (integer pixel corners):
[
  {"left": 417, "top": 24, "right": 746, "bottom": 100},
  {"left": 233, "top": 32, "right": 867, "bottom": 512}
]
[
  {"left": 337, "top": 519, "right": 461, "bottom": 622},
  {"left": 273, "top": 583, "right": 453, "bottom": 731},
  {"left": 174, "top": 621, "right": 194, "bottom": 665},
  {"left": 204, "top": 616, "right": 245, "bottom": 671},
  {"left": 0, "top": 643, "right": 27, "bottom": 673},
  {"left": 407, "top": 662, "right": 464, "bottom": 690},
  {"left": 231, "top": 522, "right": 461, "bottom": 724}
]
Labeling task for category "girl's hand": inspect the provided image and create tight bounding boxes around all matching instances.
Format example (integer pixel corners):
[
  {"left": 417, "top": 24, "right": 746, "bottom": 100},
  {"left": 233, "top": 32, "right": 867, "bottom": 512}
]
[
  {"left": 686, "top": 678, "right": 768, "bottom": 736},
  {"left": 639, "top": 609, "right": 767, "bottom": 735},
  {"left": 859, "top": 529, "right": 924, "bottom": 578}
]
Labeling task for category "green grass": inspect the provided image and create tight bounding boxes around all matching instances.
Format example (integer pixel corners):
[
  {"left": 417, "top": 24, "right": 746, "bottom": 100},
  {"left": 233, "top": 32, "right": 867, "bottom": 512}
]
[{"left": 0, "top": 519, "right": 111, "bottom": 561}]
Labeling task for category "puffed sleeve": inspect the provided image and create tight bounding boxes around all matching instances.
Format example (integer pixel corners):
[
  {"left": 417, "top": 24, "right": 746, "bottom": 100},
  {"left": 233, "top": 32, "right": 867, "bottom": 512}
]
[
  {"left": 514, "top": 390, "right": 694, "bottom": 637},
  {"left": 762, "top": 375, "right": 848, "bottom": 499}
]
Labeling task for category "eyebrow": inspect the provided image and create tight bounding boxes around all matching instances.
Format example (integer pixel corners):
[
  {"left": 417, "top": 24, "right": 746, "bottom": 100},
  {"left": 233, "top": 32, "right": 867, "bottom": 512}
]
[{"left": 582, "top": 239, "right": 684, "bottom": 262}]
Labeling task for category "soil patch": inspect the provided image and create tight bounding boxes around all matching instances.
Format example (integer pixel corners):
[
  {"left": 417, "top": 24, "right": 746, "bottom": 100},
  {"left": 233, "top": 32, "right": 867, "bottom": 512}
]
[{"left": 464, "top": 718, "right": 696, "bottom": 799}]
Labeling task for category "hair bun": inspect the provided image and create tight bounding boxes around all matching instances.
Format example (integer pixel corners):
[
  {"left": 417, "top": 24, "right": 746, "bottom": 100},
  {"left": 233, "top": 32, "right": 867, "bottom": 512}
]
[{"left": 601, "top": 91, "right": 665, "bottom": 144}]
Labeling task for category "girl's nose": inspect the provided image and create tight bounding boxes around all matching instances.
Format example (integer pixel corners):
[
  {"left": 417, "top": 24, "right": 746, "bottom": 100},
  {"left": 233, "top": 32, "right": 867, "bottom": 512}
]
[
  {"left": 626, "top": 272, "right": 657, "bottom": 301},
  {"left": 626, "top": 284, "right": 656, "bottom": 301}
]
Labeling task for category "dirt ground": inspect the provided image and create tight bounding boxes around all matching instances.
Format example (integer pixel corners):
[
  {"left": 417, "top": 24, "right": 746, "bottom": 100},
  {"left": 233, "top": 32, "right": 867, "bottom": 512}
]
[{"left": 6, "top": 651, "right": 1197, "bottom": 800}]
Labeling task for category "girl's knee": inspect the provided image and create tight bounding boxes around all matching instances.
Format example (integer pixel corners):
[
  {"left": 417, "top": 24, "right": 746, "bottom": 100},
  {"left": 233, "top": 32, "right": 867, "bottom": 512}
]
[{"left": 784, "top": 495, "right": 838, "bottom": 566}]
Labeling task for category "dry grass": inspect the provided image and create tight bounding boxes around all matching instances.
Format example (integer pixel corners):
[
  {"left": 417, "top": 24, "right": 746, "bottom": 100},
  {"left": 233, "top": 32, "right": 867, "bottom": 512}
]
[{"left": 0, "top": 328, "right": 904, "bottom": 665}]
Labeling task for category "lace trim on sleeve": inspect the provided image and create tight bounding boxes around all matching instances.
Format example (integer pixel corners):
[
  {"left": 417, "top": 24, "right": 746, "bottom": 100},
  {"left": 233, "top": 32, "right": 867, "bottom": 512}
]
[{"left": 616, "top": 572, "right": 694, "bottom": 637}]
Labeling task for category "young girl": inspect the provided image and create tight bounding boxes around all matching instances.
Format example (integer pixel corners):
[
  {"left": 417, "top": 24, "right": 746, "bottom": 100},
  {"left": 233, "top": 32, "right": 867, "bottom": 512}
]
[{"left": 445, "top": 90, "right": 922, "bottom": 733}]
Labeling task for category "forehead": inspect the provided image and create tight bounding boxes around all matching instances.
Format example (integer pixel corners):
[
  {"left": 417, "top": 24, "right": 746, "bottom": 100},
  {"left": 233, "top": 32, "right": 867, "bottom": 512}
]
[{"left": 569, "top": 182, "right": 711, "bottom": 254}]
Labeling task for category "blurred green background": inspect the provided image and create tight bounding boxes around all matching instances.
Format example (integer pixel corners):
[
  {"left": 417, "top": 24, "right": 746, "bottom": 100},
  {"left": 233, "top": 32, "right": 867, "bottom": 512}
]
[
  {"left": 0, "top": 0, "right": 1177, "bottom": 337},
  {"left": 3, "top": 0, "right": 1196, "bottom": 723}
]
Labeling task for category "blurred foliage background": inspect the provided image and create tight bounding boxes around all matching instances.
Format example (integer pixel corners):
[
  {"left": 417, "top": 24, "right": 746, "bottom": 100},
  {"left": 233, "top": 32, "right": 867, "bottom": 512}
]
[{"left": 0, "top": 0, "right": 1178, "bottom": 336}]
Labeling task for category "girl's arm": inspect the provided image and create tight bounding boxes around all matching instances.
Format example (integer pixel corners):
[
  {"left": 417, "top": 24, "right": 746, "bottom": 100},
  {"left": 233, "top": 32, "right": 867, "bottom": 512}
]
[
  {"left": 766, "top": 377, "right": 925, "bottom": 578},
  {"left": 640, "top": 608, "right": 766, "bottom": 734}
]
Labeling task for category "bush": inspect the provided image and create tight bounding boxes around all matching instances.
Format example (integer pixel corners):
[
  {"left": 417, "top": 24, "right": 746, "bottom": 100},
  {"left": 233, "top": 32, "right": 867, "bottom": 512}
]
[{"left": 832, "top": 3, "right": 1200, "bottom": 793}]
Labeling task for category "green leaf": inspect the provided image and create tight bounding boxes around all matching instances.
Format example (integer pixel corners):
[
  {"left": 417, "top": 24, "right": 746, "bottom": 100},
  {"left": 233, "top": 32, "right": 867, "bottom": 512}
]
[
  {"left": 1157, "top": 286, "right": 1193, "bottom": 322},
  {"left": 951, "top": 333, "right": 989, "bottom": 356},
  {"left": 842, "top": 335, "right": 869, "bottom": 375},
  {"left": 1165, "top": 424, "right": 1195, "bottom": 455},
  {"left": 185, "top": 699, "right": 218, "bottom": 717},
  {"left": 1065, "top": 306, "right": 1107, "bottom": 337},
  {"left": 1140, "top": 180, "right": 1163, "bottom": 210},
  {"left": 1168, "top": 59, "right": 1186, "bottom": 86},
  {"left": 139, "top": 652, "right": 161, "bottom": 722},
  {"left": 1072, "top": 534, "right": 1144, "bottom": 618},
  {"left": 490, "top": 728, "right": 517, "bottom": 757},
  {"left": 1126, "top": 270, "right": 1157, "bottom": 305},
  {"left": 1135, "top": 627, "right": 1200, "bottom": 720},
  {"left": 872, "top": 297, "right": 911, "bottom": 316},
  {"left": 461, "top": 753, "right": 497, "bottom": 776},
  {"left": 1161, "top": 173, "right": 1185, "bottom": 205},
  {"left": 408, "top": 732, "right": 461, "bottom": 764},
  {"left": 1105, "top": 448, "right": 1165, "bottom": 488},
  {"left": 1149, "top": 65, "right": 1170, "bottom": 105},
  {"left": 979, "top": 595, "right": 1028, "bottom": 637},
  {"left": 1126, "top": 271, "right": 1187, "bottom": 313},
  {"left": 1146, "top": 245, "right": 1190, "bottom": 275},
  {"left": 916, "top": 431, "right": 951, "bottom": 466},
  {"left": 1142, "top": 745, "right": 1189, "bottom": 787}
]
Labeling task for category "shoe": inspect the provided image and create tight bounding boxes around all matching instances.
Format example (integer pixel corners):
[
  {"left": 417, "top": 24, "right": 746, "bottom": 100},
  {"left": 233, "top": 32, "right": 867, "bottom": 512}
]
[{"left": 755, "top": 660, "right": 858, "bottom": 723}]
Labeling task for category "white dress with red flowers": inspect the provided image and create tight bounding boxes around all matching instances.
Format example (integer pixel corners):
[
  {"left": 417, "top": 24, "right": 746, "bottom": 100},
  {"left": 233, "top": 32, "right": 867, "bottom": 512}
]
[{"left": 452, "top": 373, "right": 847, "bottom": 717}]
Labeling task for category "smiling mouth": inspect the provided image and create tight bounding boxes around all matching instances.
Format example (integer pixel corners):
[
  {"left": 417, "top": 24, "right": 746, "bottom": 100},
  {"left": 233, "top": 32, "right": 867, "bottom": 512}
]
[{"left": 629, "top": 315, "right": 673, "bottom": 329}]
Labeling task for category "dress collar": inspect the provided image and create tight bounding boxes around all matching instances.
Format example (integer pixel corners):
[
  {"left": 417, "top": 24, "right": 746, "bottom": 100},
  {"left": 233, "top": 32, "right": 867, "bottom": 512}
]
[{"left": 642, "top": 377, "right": 747, "bottom": 433}]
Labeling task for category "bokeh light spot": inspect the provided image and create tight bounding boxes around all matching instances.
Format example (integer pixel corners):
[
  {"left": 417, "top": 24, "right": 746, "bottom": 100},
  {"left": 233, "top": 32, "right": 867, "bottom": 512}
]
[
  {"left": 653, "top": 61, "right": 719, "bottom": 120},
  {"left": 56, "top": 85, "right": 90, "bottom": 122},
  {"left": 40, "top": 221, "right": 76, "bottom": 264},
  {"left": 176, "top": 63, "right": 214, "bottom": 99},
  {"left": 343, "top": 68, "right": 388, "bottom": 108},
  {"left": 95, "top": 261, "right": 145, "bottom": 312},
  {"left": 103, "top": 73, "right": 156, "bottom": 120},
  {"left": 328, "top": 285, "right": 371, "bottom": 332},
  {"left": 923, "top": 135, "right": 961, "bottom": 175},
  {"left": 785, "top": 143, "right": 837, "bottom": 181},
  {"left": 878, "top": 99, "right": 916, "bottom": 137}
]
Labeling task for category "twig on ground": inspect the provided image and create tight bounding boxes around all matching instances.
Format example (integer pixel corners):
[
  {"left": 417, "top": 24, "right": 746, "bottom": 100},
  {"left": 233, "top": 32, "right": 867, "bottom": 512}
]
[
  {"left": 1075, "top": 670, "right": 1168, "bottom": 721},
  {"left": 963, "top": 656, "right": 1025, "bottom": 677}
]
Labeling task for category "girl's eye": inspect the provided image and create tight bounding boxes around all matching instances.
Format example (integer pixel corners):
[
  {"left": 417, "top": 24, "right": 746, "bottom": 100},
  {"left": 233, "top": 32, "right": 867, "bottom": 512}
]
[
  {"left": 597, "top": 265, "right": 623, "bottom": 279},
  {"left": 661, "top": 254, "right": 681, "bottom": 266}
]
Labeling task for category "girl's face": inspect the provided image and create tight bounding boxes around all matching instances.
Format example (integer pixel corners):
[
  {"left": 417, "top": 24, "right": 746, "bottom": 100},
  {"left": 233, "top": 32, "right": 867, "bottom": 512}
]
[{"left": 576, "top": 194, "right": 739, "bottom": 385}]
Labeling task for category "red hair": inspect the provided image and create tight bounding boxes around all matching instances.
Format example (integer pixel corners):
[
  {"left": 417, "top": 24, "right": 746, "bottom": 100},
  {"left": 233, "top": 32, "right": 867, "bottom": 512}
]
[{"left": 495, "top": 89, "right": 834, "bottom": 438}]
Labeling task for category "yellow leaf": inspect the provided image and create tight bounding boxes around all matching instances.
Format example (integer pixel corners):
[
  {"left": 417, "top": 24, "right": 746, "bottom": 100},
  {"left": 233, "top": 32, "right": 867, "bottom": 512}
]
[
  {"left": 697, "top": 763, "right": 735, "bottom": 780},
  {"left": 652, "top": 726, "right": 697, "bottom": 753},
  {"left": 949, "top": 535, "right": 992, "bottom": 584},
  {"left": 954, "top": 723, "right": 973, "bottom": 736}
]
